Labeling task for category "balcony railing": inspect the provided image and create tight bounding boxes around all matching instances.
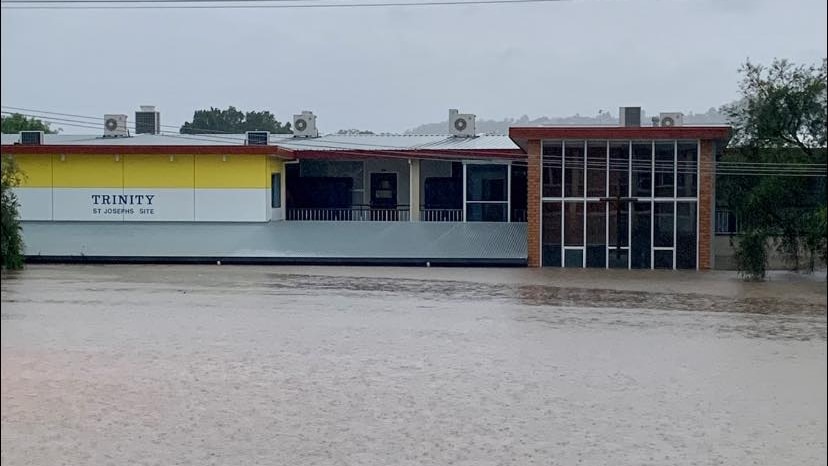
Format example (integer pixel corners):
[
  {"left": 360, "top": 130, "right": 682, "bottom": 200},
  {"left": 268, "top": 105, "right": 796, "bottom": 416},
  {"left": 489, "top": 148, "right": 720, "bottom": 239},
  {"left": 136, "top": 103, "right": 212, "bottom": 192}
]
[
  {"left": 420, "top": 209, "right": 463, "bottom": 222},
  {"left": 287, "top": 206, "right": 410, "bottom": 222}
]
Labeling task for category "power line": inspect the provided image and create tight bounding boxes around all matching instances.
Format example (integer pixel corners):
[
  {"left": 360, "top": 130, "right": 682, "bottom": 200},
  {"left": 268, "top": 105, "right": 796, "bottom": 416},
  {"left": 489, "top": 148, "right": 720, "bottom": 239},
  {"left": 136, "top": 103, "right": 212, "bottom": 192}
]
[
  {"left": 4, "top": 108, "right": 826, "bottom": 176},
  {"left": 1, "top": 0, "right": 568, "bottom": 10}
]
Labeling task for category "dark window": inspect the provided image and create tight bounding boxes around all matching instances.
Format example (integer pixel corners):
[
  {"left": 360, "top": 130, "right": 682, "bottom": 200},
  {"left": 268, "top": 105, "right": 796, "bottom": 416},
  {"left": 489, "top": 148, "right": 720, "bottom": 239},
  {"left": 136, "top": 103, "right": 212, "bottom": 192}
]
[
  {"left": 586, "top": 202, "right": 606, "bottom": 267},
  {"left": 466, "top": 204, "right": 507, "bottom": 222},
  {"left": 271, "top": 173, "right": 281, "bottom": 208},
  {"left": 653, "top": 202, "right": 674, "bottom": 247},
  {"left": 587, "top": 141, "right": 607, "bottom": 198},
  {"left": 542, "top": 141, "right": 562, "bottom": 197},
  {"left": 542, "top": 202, "right": 562, "bottom": 267},
  {"left": 654, "top": 250, "right": 673, "bottom": 269},
  {"left": 609, "top": 142, "right": 629, "bottom": 197},
  {"left": 654, "top": 142, "right": 674, "bottom": 198},
  {"left": 564, "top": 141, "right": 585, "bottom": 197},
  {"left": 676, "top": 202, "right": 697, "bottom": 269},
  {"left": 677, "top": 141, "right": 698, "bottom": 197},
  {"left": 466, "top": 165, "right": 507, "bottom": 201},
  {"left": 632, "top": 141, "right": 652, "bottom": 197},
  {"left": 608, "top": 202, "right": 629, "bottom": 247},
  {"left": 631, "top": 201, "right": 651, "bottom": 268},
  {"left": 564, "top": 249, "right": 584, "bottom": 268},
  {"left": 564, "top": 202, "right": 584, "bottom": 246},
  {"left": 609, "top": 249, "right": 628, "bottom": 269}
]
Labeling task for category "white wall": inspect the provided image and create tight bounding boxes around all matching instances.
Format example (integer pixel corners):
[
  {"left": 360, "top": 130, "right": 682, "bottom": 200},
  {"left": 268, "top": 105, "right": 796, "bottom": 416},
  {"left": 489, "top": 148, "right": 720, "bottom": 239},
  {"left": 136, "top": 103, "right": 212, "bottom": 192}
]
[{"left": 17, "top": 187, "right": 271, "bottom": 222}]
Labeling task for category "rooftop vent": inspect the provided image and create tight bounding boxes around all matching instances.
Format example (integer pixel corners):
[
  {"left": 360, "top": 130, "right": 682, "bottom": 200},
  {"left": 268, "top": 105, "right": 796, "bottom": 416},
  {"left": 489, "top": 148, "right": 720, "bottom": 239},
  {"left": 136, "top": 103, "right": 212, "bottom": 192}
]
[
  {"left": 619, "top": 107, "right": 641, "bottom": 127},
  {"left": 135, "top": 105, "right": 160, "bottom": 135},
  {"left": 19, "top": 130, "right": 44, "bottom": 145},
  {"left": 246, "top": 131, "right": 269, "bottom": 145}
]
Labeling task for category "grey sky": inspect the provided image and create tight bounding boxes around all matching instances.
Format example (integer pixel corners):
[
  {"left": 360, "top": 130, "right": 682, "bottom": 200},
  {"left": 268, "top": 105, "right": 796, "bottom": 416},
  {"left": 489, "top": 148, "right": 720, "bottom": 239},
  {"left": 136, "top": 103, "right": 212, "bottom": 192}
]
[{"left": 2, "top": 0, "right": 826, "bottom": 134}]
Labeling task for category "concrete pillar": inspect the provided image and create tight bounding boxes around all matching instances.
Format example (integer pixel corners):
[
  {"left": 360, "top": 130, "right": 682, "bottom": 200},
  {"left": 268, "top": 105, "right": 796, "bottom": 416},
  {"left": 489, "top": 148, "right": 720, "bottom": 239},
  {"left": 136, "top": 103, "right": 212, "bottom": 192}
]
[
  {"left": 527, "top": 140, "right": 541, "bottom": 267},
  {"left": 698, "top": 140, "right": 715, "bottom": 270},
  {"left": 409, "top": 159, "right": 420, "bottom": 222}
]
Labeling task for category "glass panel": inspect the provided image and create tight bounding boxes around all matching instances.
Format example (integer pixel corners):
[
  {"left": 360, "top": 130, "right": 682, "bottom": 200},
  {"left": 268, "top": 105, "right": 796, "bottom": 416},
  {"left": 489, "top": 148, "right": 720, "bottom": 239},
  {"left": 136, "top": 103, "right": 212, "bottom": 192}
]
[
  {"left": 676, "top": 202, "right": 697, "bottom": 269},
  {"left": 586, "top": 202, "right": 606, "bottom": 267},
  {"left": 608, "top": 202, "right": 629, "bottom": 247},
  {"left": 631, "top": 201, "right": 652, "bottom": 269},
  {"left": 466, "top": 164, "right": 508, "bottom": 201},
  {"left": 510, "top": 164, "right": 527, "bottom": 222},
  {"left": 609, "top": 142, "right": 629, "bottom": 198},
  {"left": 466, "top": 203, "right": 507, "bottom": 222},
  {"left": 271, "top": 173, "right": 281, "bottom": 208},
  {"left": 654, "top": 142, "right": 674, "bottom": 198},
  {"left": 653, "top": 202, "right": 674, "bottom": 247},
  {"left": 542, "top": 202, "right": 562, "bottom": 267},
  {"left": 608, "top": 249, "right": 629, "bottom": 268},
  {"left": 542, "top": 141, "right": 562, "bottom": 198},
  {"left": 632, "top": 141, "right": 652, "bottom": 197},
  {"left": 587, "top": 141, "right": 607, "bottom": 198},
  {"left": 564, "top": 202, "right": 584, "bottom": 246},
  {"left": 564, "top": 249, "right": 584, "bottom": 268},
  {"left": 564, "top": 140, "right": 585, "bottom": 197},
  {"left": 654, "top": 250, "right": 673, "bottom": 269},
  {"left": 677, "top": 141, "right": 698, "bottom": 198}
]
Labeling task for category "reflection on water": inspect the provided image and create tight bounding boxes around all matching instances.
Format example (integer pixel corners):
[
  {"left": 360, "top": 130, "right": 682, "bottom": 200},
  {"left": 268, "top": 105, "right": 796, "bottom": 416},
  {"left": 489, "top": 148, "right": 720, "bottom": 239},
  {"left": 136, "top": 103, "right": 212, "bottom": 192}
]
[{"left": 2, "top": 265, "right": 826, "bottom": 465}]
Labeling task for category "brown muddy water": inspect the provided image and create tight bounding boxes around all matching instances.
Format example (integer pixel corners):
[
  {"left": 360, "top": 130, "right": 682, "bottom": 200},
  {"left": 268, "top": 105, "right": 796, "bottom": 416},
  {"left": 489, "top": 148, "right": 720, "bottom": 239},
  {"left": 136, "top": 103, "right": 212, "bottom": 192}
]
[{"left": 2, "top": 265, "right": 826, "bottom": 465}]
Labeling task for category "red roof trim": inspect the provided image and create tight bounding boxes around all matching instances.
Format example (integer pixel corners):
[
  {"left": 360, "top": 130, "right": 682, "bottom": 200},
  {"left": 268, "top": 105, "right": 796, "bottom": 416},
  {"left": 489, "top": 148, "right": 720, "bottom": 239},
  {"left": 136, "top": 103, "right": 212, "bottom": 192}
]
[
  {"left": 0, "top": 144, "right": 523, "bottom": 159},
  {"left": 290, "top": 148, "right": 525, "bottom": 160},
  {"left": 509, "top": 126, "right": 732, "bottom": 141},
  {"left": 1, "top": 144, "right": 296, "bottom": 157}
]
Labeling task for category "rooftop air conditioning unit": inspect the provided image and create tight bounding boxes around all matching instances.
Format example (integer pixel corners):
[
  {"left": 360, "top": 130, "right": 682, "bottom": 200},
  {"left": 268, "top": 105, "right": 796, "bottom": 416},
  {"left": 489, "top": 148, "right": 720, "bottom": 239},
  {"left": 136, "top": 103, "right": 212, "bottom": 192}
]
[
  {"left": 449, "top": 109, "right": 476, "bottom": 137},
  {"left": 103, "top": 114, "right": 129, "bottom": 137},
  {"left": 293, "top": 111, "right": 318, "bottom": 138},
  {"left": 135, "top": 105, "right": 160, "bottom": 135},
  {"left": 659, "top": 112, "right": 684, "bottom": 127},
  {"left": 19, "top": 130, "right": 44, "bottom": 145},
  {"left": 246, "top": 131, "right": 269, "bottom": 145},
  {"left": 619, "top": 107, "right": 641, "bottom": 127}
]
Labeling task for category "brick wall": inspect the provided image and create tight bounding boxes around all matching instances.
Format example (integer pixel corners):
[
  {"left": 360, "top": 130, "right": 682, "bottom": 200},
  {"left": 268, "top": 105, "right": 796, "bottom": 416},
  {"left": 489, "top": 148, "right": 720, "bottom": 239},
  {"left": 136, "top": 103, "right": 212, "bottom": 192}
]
[
  {"left": 527, "top": 139, "right": 541, "bottom": 267},
  {"left": 698, "top": 140, "right": 715, "bottom": 270}
]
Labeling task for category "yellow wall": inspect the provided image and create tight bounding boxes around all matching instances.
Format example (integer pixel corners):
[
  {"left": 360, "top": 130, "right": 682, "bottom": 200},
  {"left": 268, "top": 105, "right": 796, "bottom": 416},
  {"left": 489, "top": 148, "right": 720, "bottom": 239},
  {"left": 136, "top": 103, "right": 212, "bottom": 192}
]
[
  {"left": 124, "top": 154, "right": 194, "bottom": 188},
  {"left": 14, "top": 154, "right": 52, "bottom": 188},
  {"left": 52, "top": 154, "right": 123, "bottom": 188},
  {"left": 12, "top": 153, "right": 282, "bottom": 189},
  {"left": 194, "top": 154, "right": 269, "bottom": 189}
]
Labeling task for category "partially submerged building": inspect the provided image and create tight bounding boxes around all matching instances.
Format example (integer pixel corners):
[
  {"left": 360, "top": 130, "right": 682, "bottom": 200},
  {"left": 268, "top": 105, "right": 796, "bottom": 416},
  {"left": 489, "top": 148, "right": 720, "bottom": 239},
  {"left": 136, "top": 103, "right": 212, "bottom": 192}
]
[{"left": 2, "top": 107, "right": 730, "bottom": 268}]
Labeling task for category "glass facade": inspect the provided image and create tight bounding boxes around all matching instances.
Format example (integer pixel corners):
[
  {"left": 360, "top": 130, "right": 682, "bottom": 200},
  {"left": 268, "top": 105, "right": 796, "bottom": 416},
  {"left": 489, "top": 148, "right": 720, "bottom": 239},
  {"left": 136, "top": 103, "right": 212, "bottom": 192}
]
[{"left": 540, "top": 139, "right": 699, "bottom": 269}]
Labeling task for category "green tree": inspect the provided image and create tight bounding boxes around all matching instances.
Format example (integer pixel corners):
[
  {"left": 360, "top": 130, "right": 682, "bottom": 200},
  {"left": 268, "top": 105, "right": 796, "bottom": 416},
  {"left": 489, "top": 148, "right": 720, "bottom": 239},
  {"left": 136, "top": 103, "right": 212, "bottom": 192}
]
[
  {"left": 1, "top": 113, "right": 56, "bottom": 134},
  {"left": 721, "top": 58, "right": 828, "bottom": 280},
  {"left": 1, "top": 155, "right": 24, "bottom": 270},
  {"left": 180, "top": 106, "right": 292, "bottom": 134}
]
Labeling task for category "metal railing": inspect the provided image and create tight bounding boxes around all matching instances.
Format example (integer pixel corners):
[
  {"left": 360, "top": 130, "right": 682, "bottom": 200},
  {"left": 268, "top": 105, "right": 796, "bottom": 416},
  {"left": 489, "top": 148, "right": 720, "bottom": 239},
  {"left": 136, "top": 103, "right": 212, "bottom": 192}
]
[
  {"left": 420, "top": 209, "right": 463, "bottom": 222},
  {"left": 287, "top": 206, "right": 410, "bottom": 222}
]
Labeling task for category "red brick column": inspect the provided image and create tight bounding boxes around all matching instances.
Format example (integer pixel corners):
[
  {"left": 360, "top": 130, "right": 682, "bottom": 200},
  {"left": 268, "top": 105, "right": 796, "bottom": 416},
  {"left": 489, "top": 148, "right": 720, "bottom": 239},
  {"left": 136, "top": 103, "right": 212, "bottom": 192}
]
[
  {"left": 698, "top": 140, "right": 714, "bottom": 270},
  {"left": 527, "top": 139, "right": 541, "bottom": 267}
]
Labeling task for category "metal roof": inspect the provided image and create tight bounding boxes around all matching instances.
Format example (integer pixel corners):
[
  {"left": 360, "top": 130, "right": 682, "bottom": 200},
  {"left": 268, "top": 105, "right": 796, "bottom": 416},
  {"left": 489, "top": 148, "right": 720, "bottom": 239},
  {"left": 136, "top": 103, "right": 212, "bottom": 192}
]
[{"left": 1, "top": 132, "right": 518, "bottom": 150}]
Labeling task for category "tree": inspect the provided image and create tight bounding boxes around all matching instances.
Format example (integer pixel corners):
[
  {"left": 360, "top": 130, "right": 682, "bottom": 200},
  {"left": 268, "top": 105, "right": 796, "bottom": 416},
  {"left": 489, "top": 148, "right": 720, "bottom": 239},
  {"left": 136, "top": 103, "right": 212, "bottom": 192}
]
[
  {"left": 180, "top": 106, "right": 292, "bottom": 134},
  {"left": 1, "top": 155, "right": 24, "bottom": 269},
  {"left": 721, "top": 58, "right": 828, "bottom": 280},
  {"left": 1, "top": 113, "right": 56, "bottom": 134}
]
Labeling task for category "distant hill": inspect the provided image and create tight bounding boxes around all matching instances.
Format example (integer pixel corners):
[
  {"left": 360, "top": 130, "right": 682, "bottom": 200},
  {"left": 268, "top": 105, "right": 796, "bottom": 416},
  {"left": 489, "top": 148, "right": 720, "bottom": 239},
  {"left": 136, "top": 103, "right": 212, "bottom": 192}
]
[{"left": 405, "top": 107, "right": 727, "bottom": 135}]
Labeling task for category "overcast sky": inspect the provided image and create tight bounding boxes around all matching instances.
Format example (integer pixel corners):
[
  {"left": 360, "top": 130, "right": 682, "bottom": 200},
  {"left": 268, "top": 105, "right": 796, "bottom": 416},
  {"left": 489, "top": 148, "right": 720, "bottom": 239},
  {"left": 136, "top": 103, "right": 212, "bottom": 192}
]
[{"left": 2, "top": 0, "right": 826, "bottom": 134}]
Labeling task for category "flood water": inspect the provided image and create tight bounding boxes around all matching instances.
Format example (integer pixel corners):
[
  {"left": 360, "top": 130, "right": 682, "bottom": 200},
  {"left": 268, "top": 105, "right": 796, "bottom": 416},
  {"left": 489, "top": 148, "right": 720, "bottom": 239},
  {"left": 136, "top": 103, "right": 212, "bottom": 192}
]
[{"left": 2, "top": 265, "right": 826, "bottom": 465}]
